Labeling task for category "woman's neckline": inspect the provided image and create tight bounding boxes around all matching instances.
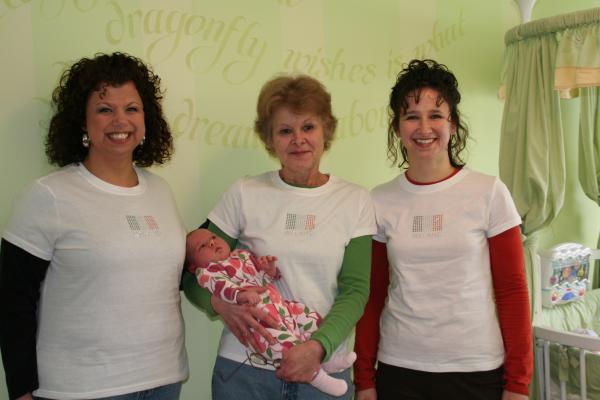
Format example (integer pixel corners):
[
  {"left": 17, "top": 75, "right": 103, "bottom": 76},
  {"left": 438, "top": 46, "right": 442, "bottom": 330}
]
[
  {"left": 278, "top": 170, "right": 330, "bottom": 188},
  {"left": 405, "top": 167, "right": 461, "bottom": 185}
]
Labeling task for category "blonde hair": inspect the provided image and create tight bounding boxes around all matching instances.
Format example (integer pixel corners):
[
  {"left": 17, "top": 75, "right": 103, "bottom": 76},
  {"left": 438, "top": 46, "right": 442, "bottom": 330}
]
[{"left": 254, "top": 74, "right": 337, "bottom": 156}]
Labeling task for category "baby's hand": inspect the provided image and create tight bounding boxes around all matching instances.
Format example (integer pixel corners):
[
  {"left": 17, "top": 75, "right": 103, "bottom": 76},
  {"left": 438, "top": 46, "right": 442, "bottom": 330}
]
[
  {"left": 236, "top": 290, "right": 261, "bottom": 305},
  {"left": 258, "top": 255, "right": 280, "bottom": 279}
]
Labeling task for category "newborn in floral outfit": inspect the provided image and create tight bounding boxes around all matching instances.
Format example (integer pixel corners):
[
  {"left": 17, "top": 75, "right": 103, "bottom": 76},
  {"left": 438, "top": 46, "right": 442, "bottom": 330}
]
[{"left": 186, "top": 228, "right": 356, "bottom": 396}]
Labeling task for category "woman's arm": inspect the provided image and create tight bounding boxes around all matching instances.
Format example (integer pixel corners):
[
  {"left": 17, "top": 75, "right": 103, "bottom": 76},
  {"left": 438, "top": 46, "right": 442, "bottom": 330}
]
[
  {"left": 0, "top": 239, "right": 50, "bottom": 400},
  {"left": 277, "top": 234, "right": 372, "bottom": 383},
  {"left": 310, "top": 234, "right": 372, "bottom": 359},
  {"left": 488, "top": 226, "right": 532, "bottom": 396},
  {"left": 354, "top": 240, "right": 389, "bottom": 392}
]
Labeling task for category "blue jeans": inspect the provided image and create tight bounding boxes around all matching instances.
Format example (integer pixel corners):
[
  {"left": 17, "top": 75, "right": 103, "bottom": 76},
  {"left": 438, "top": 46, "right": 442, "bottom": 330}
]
[
  {"left": 95, "top": 383, "right": 183, "bottom": 400},
  {"left": 34, "top": 382, "right": 182, "bottom": 400},
  {"left": 38, "top": 382, "right": 184, "bottom": 400},
  {"left": 212, "top": 356, "right": 354, "bottom": 400},
  {"left": 33, "top": 382, "right": 182, "bottom": 400}
]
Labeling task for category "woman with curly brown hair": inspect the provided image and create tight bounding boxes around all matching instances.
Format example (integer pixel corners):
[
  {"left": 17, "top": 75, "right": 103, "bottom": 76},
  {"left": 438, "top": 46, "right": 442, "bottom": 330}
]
[
  {"left": 353, "top": 59, "right": 532, "bottom": 400},
  {"left": 0, "top": 53, "right": 187, "bottom": 400}
]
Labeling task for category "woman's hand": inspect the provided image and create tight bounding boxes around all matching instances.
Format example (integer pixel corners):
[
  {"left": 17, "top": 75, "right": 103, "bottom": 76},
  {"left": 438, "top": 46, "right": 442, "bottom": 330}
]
[
  {"left": 502, "top": 390, "right": 528, "bottom": 400},
  {"left": 355, "top": 388, "right": 377, "bottom": 400},
  {"left": 276, "top": 339, "right": 324, "bottom": 382},
  {"left": 211, "top": 293, "right": 278, "bottom": 349}
]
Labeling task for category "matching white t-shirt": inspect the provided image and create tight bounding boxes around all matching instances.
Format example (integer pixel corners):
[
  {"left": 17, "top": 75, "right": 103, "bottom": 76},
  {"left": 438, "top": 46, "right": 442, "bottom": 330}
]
[
  {"left": 208, "top": 171, "right": 376, "bottom": 365},
  {"left": 372, "top": 168, "right": 522, "bottom": 372},
  {"left": 3, "top": 164, "right": 188, "bottom": 399},
  {"left": 3, "top": 162, "right": 520, "bottom": 393}
]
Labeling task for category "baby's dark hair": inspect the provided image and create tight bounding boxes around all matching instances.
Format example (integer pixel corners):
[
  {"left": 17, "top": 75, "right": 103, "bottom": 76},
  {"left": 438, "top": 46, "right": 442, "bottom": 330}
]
[{"left": 185, "top": 230, "right": 201, "bottom": 274}]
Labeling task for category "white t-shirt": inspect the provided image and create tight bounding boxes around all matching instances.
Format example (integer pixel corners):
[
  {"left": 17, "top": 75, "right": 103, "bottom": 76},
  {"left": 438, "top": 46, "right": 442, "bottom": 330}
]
[
  {"left": 3, "top": 164, "right": 188, "bottom": 399},
  {"left": 208, "top": 171, "right": 376, "bottom": 365},
  {"left": 372, "top": 168, "right": 521, "bottom": 372}
]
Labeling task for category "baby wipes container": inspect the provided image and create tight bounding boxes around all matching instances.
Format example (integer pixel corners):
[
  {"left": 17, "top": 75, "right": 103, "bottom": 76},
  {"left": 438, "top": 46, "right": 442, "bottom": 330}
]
[{"left": 539, "top": 243, "right": 593, "bottom": 308}]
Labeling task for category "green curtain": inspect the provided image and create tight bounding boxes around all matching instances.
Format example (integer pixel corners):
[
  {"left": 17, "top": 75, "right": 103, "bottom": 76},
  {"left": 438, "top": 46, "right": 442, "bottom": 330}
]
[
  {"left": 579, "top": 87, "right": 600, "bottom": 288},
  {"left": 500, "top": 27, "right": 566, "bottom": 321},
  {"left": 500, "top": 7, "right": 600, "bottom": 320},
  {"left": 501, "top": 10, "right": 600, "bottom": 399}
]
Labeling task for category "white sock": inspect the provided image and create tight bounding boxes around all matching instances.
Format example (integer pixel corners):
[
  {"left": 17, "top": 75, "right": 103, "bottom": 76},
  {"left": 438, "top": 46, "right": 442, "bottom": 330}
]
[
  {"left": 322, "top": 351, "right": 357, "bottom": 373},
  {"left": 311, "top": 368, "right": 348, "bottom": 397}
]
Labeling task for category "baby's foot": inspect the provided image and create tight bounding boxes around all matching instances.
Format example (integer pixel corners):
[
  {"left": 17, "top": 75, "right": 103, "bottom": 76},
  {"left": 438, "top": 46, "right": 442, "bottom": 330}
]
[
  {"left": 311, "top": 368, "right": 348, "bottom": 397},
  {"left": 321, "top": 351, "right": 357, "bottom": 373}
]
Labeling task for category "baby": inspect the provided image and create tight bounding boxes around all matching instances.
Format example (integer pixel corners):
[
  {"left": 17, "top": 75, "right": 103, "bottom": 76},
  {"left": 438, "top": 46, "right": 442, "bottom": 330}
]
[{"left": 186, "top": 228, "right": 356, "bottom": 397}]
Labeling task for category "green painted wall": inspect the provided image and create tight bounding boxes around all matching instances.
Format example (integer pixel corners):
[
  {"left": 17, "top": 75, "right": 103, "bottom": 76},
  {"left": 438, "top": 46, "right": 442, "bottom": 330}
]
[{"left": 0, "top": 1, "right": 598, "bottom": 399}]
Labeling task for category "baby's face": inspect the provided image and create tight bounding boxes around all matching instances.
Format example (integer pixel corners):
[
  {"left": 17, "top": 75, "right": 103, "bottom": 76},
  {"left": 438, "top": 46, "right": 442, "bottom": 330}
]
[{"left": 187, "top": 229, "right": 231, "bottom": 268}]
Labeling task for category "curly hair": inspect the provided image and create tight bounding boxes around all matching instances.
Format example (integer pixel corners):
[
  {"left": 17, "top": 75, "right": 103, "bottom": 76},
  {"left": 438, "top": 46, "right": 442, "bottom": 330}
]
[
  {"left": 387, "top": 59, "right": 469, "bottom": 169},
  {"left": 254, "top": 74, "right": 337, "bottom": 156},
  {"left": 46, "top": 52, "right": 173, "bottom": 167}
]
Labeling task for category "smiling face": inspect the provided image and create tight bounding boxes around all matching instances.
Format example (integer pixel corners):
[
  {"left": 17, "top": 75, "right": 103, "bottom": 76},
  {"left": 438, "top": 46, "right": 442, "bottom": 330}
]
[
  {"left": 84, "top": 81, "right": 145, "bottom": 166},
  {"left": 397, "top": 87, "right": 455, "bottom": 167},
  {"left": 270, "top": 106, "right": 325, "bottom": 182},
  {"left": 186, "top": 229, "right": 231, "bottom": 271}
]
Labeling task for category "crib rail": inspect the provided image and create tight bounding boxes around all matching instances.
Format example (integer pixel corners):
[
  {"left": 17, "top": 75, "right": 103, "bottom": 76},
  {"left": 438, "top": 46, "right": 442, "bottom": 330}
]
[{"left": 534, "top": 326, "right": 600, "bottom": 400}]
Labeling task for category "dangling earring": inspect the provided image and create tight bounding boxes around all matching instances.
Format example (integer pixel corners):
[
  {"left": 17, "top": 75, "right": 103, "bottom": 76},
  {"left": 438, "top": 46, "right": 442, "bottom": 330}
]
[
  {"left": 82, "top": 134, "right": 90, "bottom": 148},
  {"left": 139, "top": 136, "right": 145, "bottom": 146}
]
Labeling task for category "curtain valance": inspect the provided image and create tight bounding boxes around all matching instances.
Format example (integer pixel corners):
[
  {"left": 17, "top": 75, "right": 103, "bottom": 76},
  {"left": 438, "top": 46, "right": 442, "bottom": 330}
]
[{"left": 504, "top": 7, "right": 600, "bottom": 98}]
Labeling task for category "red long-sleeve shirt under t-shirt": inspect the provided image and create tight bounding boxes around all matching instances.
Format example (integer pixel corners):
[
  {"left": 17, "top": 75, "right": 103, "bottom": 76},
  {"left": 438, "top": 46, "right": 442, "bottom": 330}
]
[{"left": 354, "top": 226, "right": 532, "bottom": 395}]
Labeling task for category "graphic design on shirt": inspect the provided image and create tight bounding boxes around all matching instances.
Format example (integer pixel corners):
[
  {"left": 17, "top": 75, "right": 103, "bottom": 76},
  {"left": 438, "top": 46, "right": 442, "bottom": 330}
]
[
  {"left": 412, "top": 214, "right": 443, "bottom": 238},
  {"left": 126, "top": 215, "right": 161, "bottom": 237},
  {"left": 284, "top": 213, "right": 316, "bottom": 236}
]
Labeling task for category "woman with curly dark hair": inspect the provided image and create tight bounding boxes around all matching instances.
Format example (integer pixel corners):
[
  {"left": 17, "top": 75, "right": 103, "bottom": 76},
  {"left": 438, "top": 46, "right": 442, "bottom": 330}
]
[
  {"left": 0, "top": 53, "right": 187, "bottom": 400},
  {"left": 353, "top": 59, "right": 532, "bottom": 400}
]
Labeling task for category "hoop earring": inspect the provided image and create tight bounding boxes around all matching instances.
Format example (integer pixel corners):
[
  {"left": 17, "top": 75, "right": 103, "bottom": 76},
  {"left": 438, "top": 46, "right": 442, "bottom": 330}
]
[{"left": 82, "top": 134, "right": 90, "bottom": 148}]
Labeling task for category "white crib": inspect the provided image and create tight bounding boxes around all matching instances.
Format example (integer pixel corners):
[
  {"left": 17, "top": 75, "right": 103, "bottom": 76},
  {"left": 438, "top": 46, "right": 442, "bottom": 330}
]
[
  {"left": 533, "top": 244, "right": 600, "bottom": 400},
  {"left": 535, "top": 325, "right": 600, "bottom": 400}
]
